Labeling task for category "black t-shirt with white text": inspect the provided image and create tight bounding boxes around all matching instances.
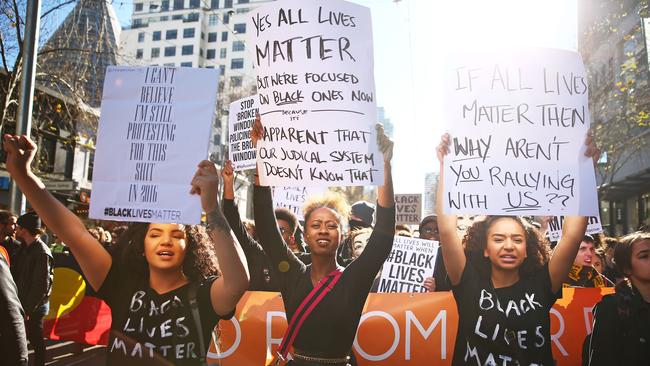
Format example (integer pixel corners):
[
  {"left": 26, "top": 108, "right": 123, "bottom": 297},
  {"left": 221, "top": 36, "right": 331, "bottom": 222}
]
[
  {"left": 452, "top": 260, "right": 559, "bottom": 366},
  {"left": 97, "top": 262, "right": 232, "bottom": 365}
]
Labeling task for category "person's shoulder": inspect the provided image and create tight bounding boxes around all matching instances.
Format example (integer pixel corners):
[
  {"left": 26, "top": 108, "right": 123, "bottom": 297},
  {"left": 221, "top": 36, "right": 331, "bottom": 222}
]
[
  {"left": 36, "top": 239, "right": 53, "bottom": 256},
  {"left": 594, "top": 293, "right": 618, "bottom": 316}
]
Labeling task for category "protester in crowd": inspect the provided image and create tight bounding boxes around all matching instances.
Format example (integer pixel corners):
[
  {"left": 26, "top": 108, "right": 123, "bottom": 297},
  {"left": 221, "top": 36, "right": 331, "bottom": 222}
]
[
  {"left": 585, "top": 231, "right": 650, "bottom": 365},
  {"left": 435, "top": 132, "right": 597, "bottom": 366},
  {"left": 242, "top": 219, "right": 257, "bottom": 240},
  {"left": 601, "top": 236, "right": 623, "bottom": 284},
  {"left": 275, "top": 207, "right": 311, "bottom": 264},
  {"left": 251, "top": 117, "right": 395, "bottom": 365},
  {"left": 3, "top": 134, "right": 249, "bottom": 366},
  {"left": 221, "top": 159, "right": 280, "bottom": 291},
  {"left": 395, "top": 224, "right": 412, "bottom": 237},
  {"left": 0, "top": 250, "right": 28, "bottom": 366},
  {"left": 419, "top": 214, "right": 451, "bottom": 292},
  {"left": 349, "top": 201, "right": 375, "bottom": 231},
  {"left": 565, "top": 235, "right": 606, "bottom": 287},
  {"left": 12, "top": 211, "right": 52, "bottom": 366},
  {"left": 49, "top": 236, "right": 69, "bottom": 254},
  {"left": 593, "top": 248, "right": 605, "bottom": 274},
  {"left": 0, "top": 210, "right": 21, "bottom": 265}
]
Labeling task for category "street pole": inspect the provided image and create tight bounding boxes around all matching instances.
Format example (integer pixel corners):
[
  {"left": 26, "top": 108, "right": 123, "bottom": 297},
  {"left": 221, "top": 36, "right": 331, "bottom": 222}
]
[{"left": 9, "top": 0, "right": 41, "bottom": 214}]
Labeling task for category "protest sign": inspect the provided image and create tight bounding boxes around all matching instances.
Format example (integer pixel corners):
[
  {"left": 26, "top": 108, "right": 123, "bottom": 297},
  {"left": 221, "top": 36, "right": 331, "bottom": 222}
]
[
  {"left": 90, "top": 66, "right": 219, "bottom": 224},
  {"left": 395, "top": 194, "right": 422, "bottom": 225},
  {"left": 442, "top": 48, "right": 599, "bottom": 216},
  {"left": 273, "top": 186, "right": 327, "bottom": 220},
  {"left": 547, "top": 215, "right": 603, "bottom": 242},
  {"left": 378, "top": 236, "right": 438, "bottom": 293},
  {"left": 228, "top": 96, "right": 258, "bottom": 171},
  {"left": 248, "top": 0, "right": 382, "bottom": 187}
]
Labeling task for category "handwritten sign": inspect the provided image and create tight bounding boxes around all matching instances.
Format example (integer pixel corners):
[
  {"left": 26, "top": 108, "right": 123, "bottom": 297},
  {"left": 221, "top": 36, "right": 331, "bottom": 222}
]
[
  {"left": 90, "top": 66, "right": 219, "bottom": 224},
  {"left": 272, "top": 186, "right": 327, "bottom": 220},
  {"left": 378, "top": 236, "right": 438, "bottom": 293},
  {"left": 228, "top": 96, "right": 258, "bottom": 171},
  {"left": 248, "top": 0, "right": 382, "bottom": 187},
  {"left": 395, "top": 194, "right": 422, "bottom": 225},
  {"left": 547, "top": 215, "right": 603, "bottom": 242},
  {"left": 443, "top": 48, "right": 598, "bottom": 216}
]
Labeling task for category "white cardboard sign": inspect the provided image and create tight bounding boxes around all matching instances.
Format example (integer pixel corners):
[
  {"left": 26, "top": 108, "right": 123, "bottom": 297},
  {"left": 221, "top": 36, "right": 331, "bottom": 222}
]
[
  {"left": 378, "top": 236, "right": 438, "bottom": 293},
  {"left": 90, "top": 66, "right": 219, "bottom": 224},
  {"left": 228, "top": 96, "right": 258, "bottom": 171},
  {"left": 272, "top": 186, "right": 327, "bottom": 220},
  {"left": 395, "top": 194, "right": 422, "bottom": 226},
  {"left": 547, "top": 216, "right": 603, "bottom": 242},
  {"left": 248, "top": 0, "right": 382, "bottom": 187},
  {"left": 443, "top": 48, "right": 599, "bottom": 216}
]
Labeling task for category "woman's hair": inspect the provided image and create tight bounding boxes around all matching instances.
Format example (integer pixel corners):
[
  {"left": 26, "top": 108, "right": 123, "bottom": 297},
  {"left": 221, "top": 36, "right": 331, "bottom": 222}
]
[
  {"left": 463, "top": 216, "right": 550, "bottom": 277},
  {"left": 113, "top": 223, "right": 220, "bottom": 282},
  {"left": 613, "top": 231, "right": 650, "bottom": 275},
  {"left": 302, "top": 191, "right": 350, "bottom": 228}
]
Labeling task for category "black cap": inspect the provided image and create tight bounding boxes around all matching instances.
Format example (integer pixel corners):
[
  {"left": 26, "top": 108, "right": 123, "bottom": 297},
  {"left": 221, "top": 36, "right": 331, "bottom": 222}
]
[
  {"left": 17, "top": 212, "right": 41, "bottom": 232},
  {"left": 350, "top": 201, "right": 375, "bottom": 226}
]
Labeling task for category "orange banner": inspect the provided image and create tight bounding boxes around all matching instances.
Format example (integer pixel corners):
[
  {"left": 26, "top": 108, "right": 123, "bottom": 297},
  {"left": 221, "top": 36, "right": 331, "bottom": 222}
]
[{"left": 210, "top": 288, "right": 613, "bottom": 365}]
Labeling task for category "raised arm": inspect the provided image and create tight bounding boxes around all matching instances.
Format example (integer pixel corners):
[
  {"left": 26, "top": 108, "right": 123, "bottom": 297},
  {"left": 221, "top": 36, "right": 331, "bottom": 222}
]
[
  {"left": 548, "top": 131, "right": 600, "bottom": 293},
  {"left": 376, "top": 124, "right": 394, "bottom": 214},
  {"left": 3, "top": 135, "right": 110, "bottom": 291},
  {"left": 190, "top": 161, "right": 249, "bottom": 316},
  {"left": 435, "top": 133, "right": 465, "bottom": 286}
]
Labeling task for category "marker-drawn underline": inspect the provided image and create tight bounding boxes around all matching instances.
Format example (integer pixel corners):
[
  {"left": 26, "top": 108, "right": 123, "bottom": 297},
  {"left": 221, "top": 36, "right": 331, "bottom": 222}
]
[
  {"left": 452, "top": 156, "right": 489, "bottom": 162},
  {"left": 260, "top": 109, "right": 365, "bottom": 116}
]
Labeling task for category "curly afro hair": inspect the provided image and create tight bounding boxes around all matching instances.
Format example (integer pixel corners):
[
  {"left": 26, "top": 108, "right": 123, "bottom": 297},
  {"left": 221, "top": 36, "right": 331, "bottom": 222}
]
[
  {"left": 112, "top": 222, "right": 220, "bottom": 282},
  {"left": 302, "top": 191, "right": 351, "bottom": 229},
  {"left": 463, "top": 216, "right": 550, "bottom": 278}
]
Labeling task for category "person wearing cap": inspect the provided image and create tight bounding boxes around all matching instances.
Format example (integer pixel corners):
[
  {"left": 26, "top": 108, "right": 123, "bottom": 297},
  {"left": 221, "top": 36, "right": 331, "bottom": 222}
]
[
  {"left": 419, "top": 214, "right": 452, "bottom": 292},
  {"left": 349, "top": 201, "right": 375, "bottom": 230},
  {"left": 13, "top": 212, "right": 52, "bottom": 366}
]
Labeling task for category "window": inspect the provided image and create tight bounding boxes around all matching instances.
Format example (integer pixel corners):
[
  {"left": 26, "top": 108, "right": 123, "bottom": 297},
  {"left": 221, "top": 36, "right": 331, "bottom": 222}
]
[
  {"left": 151, "top": 47, "right": 160, "bottom": 58},
  {"left": 219, "top": 65, "right": 225, "bottom": 75},
  {"left": 208, "top": 32, "right": 217, "bottom": 42},
  {"left": 173, "top": 0, "right": 184, "bottom": 10},
  {"left": 185, "top": 13, "right": 199, "bottom": 22},
  {"left": 164, "top": 62, "right": 175, "bottom": 66},
  {"left": 182, "top": 45, "right": 194, "bottom": 55},
  {"left": 172, "top": 14, "right": 183, "bottom": 20},
  {"left": 149, "top": 3, "right": 158, "bottom": 12},
  {"left": 134, "top": 3, "right": 144, "bottom": 11},
  {"left": 224, "top": 0, "right": 233, "bottom": 8},
  {"left": 164, "top": 46, "right": 176, "bottom": 57},
  {"left": 209, "top": 14, "right": 218, "bottom": 25},
  {"left": 238, "top": 0, "right": 250, "bottom": 3},
  {"left": 201, "top": 32, "right": 205, "bottom": 40},
  {"left": 189, "top": 0, "right": 200, "bottom": 8},
  {"left": 161, "top": 0, "right": 170, "bottom": 11},
  {"left": 181, "top": 62, "right": 193, "bottom": 67},
  {"left": 232, "top": 41, "right": 245, "bottom": 52},
  {"left": 199, "top": 48, "right": 203, "bottom": 57},
  {"left": 152, "top": 31, "right": 161, "bottom": 41},
  {"left": 220, "top": 48, "right": 227, "bottom": 58},
  {"left": 160, "top": 16, "right": 169, "bottom": 21},
  {"left": 166, "top": 29, "right": 177, "bottom": 40},
  {"left": 183, "top": 28, "right": 195, "bottom": 38},
  {"left": 136, "top": 49, "right": 144, "bottom": 59},
  {"left": 221, "top": 32, "right": 228, "bottom": 41},
  {"left": 138, "top": 32, "right": 145, "bottom": 42},
  {"left": 132, "top": 19, "right": 145, "bottom": 28},
  {"left": 231, "top": 58, "right": 244, "bottom": 69},
  {"left": 230, "top": 76, "right": 243, "bottom": 87},
  {"left": 207, "top": 49, "right": 216, "bottom": 59},
  {"left": 233, "top": 23, "right": 246, "bottom": 34},
  {"left": 211, "top": 0, "right": 220, "bottom": 9},
  {"left": 223, "top": 13, "right": 230, "bottom": 24}
]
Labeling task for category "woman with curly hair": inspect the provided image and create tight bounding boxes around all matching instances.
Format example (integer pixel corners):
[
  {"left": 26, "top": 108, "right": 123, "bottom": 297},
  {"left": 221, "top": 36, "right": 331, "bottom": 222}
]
[
  {"left": 436, "top": 133, "right": 598, "bottom": 366},
  {"left": 3, "top": 134, "right": 249, "bottom": 366},
  {"left": 585, "top": 231, "right": 650, "bottom": 365},
  {"left": 250, "top": 116, "right": 395, "bottom": 366}
]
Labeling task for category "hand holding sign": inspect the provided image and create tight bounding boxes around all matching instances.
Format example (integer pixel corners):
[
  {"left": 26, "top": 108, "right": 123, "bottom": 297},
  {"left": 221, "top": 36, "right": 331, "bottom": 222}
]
[
  {"left": 190, "top": 160, "right": 220, "bottom": 214},
  {"left": 436, "top": 133, "right": 451, "bottom": 164},
  {"left": 584, "top": 130, "right": 600, "bottom": 165},
  {"left": 221, "top": 160, "right": 236, "bottom": 200},
  {"left": 376, "top": 123, "right": 394, "bottom": 164}
]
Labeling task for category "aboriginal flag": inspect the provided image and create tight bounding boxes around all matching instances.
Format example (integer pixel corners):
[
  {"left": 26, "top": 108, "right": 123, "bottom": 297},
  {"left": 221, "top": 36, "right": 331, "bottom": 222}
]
[{"left": 43, "top": 252, "right": 111, "bottom": 345}]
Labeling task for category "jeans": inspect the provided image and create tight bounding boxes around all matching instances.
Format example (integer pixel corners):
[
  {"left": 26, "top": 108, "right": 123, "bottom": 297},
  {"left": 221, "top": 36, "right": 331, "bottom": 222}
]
[{"left": 26, "top": 303, "right": 48, "bottom": 366}]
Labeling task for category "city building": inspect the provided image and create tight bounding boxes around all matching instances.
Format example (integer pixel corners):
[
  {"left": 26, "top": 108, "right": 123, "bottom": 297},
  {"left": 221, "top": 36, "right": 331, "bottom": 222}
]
[
  {"left": 377, "top": 106, "right": 394, "bottom": 138},
  {"left": 579, "top": 0, "right": 650, "bottom": 235},
  {"left": 423, "top": 172, "right": 438, "bottom": 216}
]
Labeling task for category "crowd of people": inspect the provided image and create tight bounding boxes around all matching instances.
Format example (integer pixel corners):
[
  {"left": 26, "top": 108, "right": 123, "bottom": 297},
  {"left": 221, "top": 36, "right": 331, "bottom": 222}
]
[{"left": 0, "top": 119, "right": 648, "bottom": 366}]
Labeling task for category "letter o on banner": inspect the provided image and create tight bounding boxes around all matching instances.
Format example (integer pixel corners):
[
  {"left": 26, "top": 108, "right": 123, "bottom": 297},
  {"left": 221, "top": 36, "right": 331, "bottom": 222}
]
[
  {"left": 209, "top": 317, "right": 242, "bottom": 358},
  {"left": 353, "top": 311, "right": 400, "bottom": 361}
]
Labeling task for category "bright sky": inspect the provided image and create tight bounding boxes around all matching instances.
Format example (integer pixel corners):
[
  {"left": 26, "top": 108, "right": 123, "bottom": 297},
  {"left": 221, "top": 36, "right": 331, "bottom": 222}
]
[{"left": 110, "top": 0, "right": 577, "bottom": 194}]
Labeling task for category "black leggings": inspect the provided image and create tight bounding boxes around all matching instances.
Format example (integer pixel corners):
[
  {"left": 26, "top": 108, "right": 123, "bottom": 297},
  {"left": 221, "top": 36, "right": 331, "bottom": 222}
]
[{"left": 26, "top": 310, "right": 46, "bottom": 366}]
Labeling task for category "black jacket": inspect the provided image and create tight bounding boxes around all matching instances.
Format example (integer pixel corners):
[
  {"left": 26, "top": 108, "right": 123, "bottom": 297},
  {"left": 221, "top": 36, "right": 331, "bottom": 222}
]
[
  {"left": 13, "top": 238, "right": 53, "bottom": 314},
  {"left": 0, "top": 254, "right": 28, "bottom": 365},
  {"left": 585, "top": 282, "right": 650, "bottom": 366},
  {"left": 0, "top": 237, "right": 21, "bottom": 267}
]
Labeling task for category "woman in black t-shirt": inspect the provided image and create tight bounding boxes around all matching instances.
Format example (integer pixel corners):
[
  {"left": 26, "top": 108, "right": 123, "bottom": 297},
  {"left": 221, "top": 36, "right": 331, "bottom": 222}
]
[
  {"left": 250, "top": 117, "right": 395, "bottom": 365},
  {"left": 3, "top": 135, "right": 249, "bottom": 366},
  {"left": 435, "top": 133, "right": 598, "bottom": 366}
]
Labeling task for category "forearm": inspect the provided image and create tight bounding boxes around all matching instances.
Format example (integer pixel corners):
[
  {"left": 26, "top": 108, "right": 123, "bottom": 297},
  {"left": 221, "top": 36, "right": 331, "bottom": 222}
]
[
  {"left": 377, "top": 162, "right": 394, "bottom": 208},
  {"left": 207, "top": 209, "right": 249, "bottom": 296},
  {"left": 435, "top": 162, "right": 465, "bottom": 285},
  {"left": 549, "top": 216, "right": 588, "bottom": 291}
]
